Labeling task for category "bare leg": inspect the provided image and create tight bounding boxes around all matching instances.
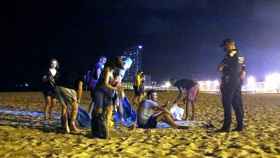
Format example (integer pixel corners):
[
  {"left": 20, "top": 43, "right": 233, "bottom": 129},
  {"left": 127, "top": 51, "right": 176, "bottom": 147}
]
[
  {"left": 61, "top": 103, "right": 70, "bottom": 133},
  {"left": 191, "top": 101, "right": 195, "bottom": 120},
  {"left": 184, "top": 98, "right": 189, "bottom": 120},
  {"left": 157, "top": 112, "right": 188, "bottom": 129},
  {"left": 133, "top": 96, "right": 139, "bottom": 106},
  {"left": 70, "top": 100, "right": 80, "bottom": 132},
  {"left": 107, "top": 105, "right": 113, "bottom": 124},
  {"left": 156, "top": 112, "right": 178, "bottom": 128},
  {"left": 48, "top": 97, "right": 56, "bottom": 120},
  {"left": 44, "top": 96, "right": 51, "bottom": 121},
  {"left": 139, "top": 94, "right": 145, "bottom": 104}
]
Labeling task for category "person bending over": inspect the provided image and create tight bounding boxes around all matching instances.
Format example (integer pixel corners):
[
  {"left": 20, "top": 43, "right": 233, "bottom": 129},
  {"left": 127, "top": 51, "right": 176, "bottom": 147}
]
[
  {"left": 55, "top": 71, "right": 84, "bottom": 133},
  {"left": 171, "top": 78, "right": 199, "bottom": 120}
]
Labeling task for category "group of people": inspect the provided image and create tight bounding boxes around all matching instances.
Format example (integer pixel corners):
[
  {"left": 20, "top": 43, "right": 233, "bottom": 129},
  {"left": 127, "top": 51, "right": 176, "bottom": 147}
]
[{"left": 41, "top": 38, "right": 246, "bottom": 139}]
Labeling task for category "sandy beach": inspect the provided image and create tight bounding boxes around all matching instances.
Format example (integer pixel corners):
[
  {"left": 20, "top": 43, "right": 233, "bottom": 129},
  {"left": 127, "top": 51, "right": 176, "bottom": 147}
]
[{"left": 0, "top": 92, "right": 280, "bottom": 158}]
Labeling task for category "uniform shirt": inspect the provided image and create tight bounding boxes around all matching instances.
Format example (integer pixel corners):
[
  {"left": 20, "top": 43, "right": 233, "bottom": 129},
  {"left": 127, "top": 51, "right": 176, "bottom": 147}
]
[
  {"left": 174, "top": 79, "right": 197, "bottom": 90},
  {"left": 138, "top": 99, "right": 159, "bottom": 126},
  {"left": 220, "top": 50, "right": 245, "bottom": 85}
]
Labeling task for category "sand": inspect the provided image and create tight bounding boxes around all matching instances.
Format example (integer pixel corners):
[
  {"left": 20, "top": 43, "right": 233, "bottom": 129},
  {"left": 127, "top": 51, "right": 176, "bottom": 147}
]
[{"left": 0, "top": 91, "right": 280, "bottom": 158}]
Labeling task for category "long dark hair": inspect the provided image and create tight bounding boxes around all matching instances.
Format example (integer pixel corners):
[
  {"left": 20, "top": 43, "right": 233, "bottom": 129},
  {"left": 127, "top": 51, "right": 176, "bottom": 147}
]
[{"left": 104, "top": 57, "right": 124, "bottom": 70}]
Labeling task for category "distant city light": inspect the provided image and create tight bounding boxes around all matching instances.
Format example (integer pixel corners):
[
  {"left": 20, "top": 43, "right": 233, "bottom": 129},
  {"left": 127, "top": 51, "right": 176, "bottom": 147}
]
[
  {"left": 213, "top": 80, "right": 220, "bottom": 87},
  {"left": 246, "top": 76, "right": 257, "bottom": 92},
  {"left": 151, "top": 73, "right": 280, "bottom": 93},
  {"left": 25, "top": 83, "right": 29, "bottom": 87},
  {"left": 138, "top": 45, "right": 143, "bottom": 49},
  {"left": 264, "top": 73, "right": 280, "bottom": 91},
  {"left": 161, "top": 81, "right": 171, "bottom": 88},
  {"left": 247, "top": 76, "right": 256, "bottom": 85}
]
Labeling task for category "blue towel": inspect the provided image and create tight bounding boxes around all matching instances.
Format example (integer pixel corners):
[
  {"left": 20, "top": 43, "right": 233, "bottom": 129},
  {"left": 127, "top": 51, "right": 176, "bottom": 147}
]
[
  {"left": 77, "top": 106, "right": 91, "bottom": 128},
  {"left": 113, "top": 97, "right": 137, "bottom": 127}
]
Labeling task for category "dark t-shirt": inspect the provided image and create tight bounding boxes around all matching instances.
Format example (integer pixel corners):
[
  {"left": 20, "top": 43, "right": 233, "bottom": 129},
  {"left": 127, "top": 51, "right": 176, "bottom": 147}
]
[
  {"left": 56, "top": 71, "right": 84, "bottom": 90},
  {"left": 42, "top": 69, "right": 60, "bottom": 93},
  {"left": 174, "top": 79, "right": 196, "bottom": 90}
]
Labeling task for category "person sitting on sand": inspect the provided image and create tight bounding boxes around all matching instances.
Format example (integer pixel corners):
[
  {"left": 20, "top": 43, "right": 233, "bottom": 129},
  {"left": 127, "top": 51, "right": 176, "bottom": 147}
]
[
  {"left": 137, "top": 89, "right": 184, "bottom": 129},
  {"left": 55, "top": 70, "right": 84, "bottom": 134},
  {"left": 42, "top": 58, "right": 60, "bottom": 121},
  {"left": 171, "top": 78, "right": 199, "bottom": 120}
]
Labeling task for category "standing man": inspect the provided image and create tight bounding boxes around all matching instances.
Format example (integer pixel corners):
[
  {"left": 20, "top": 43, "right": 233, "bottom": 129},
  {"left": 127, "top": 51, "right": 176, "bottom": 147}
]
[{"left": 217, "top": 38, "right": 246, "bottom": 132}]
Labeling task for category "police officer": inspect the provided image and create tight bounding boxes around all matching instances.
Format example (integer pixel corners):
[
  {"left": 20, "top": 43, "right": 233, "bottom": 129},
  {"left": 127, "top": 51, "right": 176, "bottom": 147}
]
[{"left": 217, "top": 38, "right": 246, "bottom": 132}]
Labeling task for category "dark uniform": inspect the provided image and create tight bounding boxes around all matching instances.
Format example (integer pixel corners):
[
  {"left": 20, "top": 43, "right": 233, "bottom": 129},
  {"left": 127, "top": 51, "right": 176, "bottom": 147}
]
[{"left": 220, "top": 50, "right": 245, "bottom": 131}]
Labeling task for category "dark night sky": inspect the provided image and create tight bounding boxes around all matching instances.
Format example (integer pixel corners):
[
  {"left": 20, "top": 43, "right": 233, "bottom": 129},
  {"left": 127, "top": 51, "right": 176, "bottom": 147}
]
[{"left": 8, "top": 0, "right": 280, "bottom": 90}]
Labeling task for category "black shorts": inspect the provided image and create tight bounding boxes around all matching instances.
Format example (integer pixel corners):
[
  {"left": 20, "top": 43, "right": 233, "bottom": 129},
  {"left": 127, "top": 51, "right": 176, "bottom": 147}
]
[
  {"left": 43, "top": 90, "right": 56, "bottom": 98},
  {"left": 133, "top": 86, "right": 144, "bottom": 96},
  {"left": 143, "top": 116, "right": 157, "bottom": 129}
]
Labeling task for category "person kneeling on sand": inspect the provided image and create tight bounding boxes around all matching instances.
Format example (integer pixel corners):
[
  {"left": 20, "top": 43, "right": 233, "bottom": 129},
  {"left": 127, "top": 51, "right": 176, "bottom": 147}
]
[{"left": 137, "top": 90, "right": 185, "bottom": 129}]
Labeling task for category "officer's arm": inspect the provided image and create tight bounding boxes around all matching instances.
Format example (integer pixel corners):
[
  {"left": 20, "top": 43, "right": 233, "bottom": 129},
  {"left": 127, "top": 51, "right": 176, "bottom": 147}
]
[
  {"left": 239, "top": 57, "right": 246, "bottom": 81},
  {"left": 240, "top": 64, "right": 246, "bottom": 81},
  {"left": 218, "top": 58, "right": 227, "bottom": 72}
]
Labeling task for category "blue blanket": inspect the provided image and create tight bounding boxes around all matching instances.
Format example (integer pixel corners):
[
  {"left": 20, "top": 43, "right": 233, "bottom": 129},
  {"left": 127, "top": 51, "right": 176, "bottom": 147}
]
[
  {"left": 113, "top": 97, "right": 137, "bottom": 127},
  {"left": 77, "top": 97, "right": 137, "bottom": 128},
  {"left": 77, "top": 106, "right": 91, "bottom": 128}
]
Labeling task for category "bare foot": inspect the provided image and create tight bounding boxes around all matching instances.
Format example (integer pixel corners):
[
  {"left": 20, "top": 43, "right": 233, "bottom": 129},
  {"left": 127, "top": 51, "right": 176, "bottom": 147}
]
[
  {"left": 70, "top": 122, "right": 81, "bottom": 133},
  {"left": 64, "top": 125, "right": 70, "bottom": 134}
]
